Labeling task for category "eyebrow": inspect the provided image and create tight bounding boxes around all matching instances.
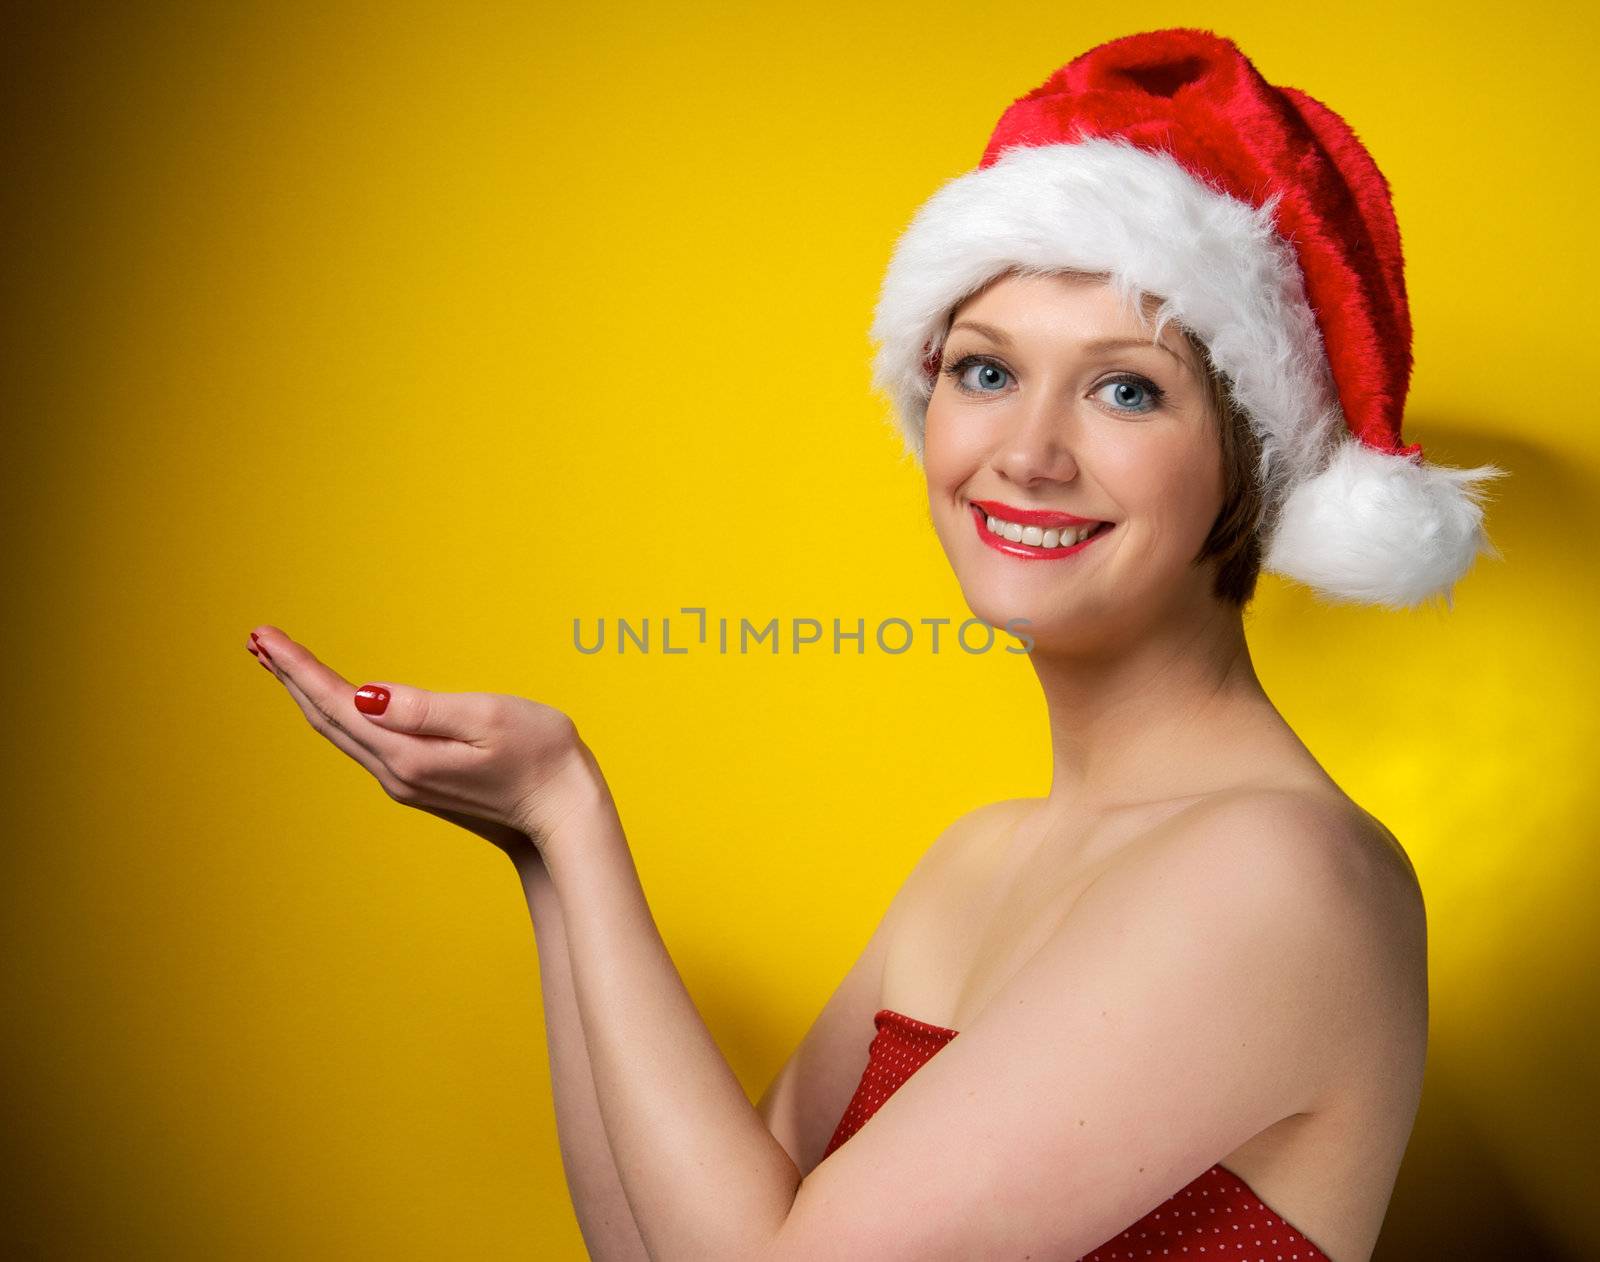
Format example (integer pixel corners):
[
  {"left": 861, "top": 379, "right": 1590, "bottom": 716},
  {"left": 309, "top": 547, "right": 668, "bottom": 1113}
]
[{"left": 946, "top": 319, "right": 1191, "bottom": 375}]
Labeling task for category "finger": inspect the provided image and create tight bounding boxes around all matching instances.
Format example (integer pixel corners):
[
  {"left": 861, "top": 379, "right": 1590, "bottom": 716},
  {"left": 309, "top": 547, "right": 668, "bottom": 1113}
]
[
  {"left": 250, "top": 625, "right": 433, "bottom": 771},
  {"left": 269, "top": 651, "right": 490, "bottom": 815},
  {"left": 254, "top": 627, "right": 488, "bottom": 746},
  {"left": 251, "top": 636, "right": 381, "bottom": 762},
  {"left": 252, "top": 626, "right": 486, "bottom": 793},
  {"left": 251, "top": 626, "right": 387, "bottom": 751},
  {"left": 348, "top": 679, "right": 501, "bottom": 745}
]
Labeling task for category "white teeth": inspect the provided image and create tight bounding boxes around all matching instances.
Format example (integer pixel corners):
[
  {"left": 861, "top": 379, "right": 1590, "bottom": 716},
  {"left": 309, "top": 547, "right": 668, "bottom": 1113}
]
[{"left": 981, "top": 511, "right": 1104, "bottom": 548}]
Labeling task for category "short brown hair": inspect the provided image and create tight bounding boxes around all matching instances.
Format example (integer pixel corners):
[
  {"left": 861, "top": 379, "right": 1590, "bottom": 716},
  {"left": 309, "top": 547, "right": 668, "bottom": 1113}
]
[{"left": 1183, "top": 328, "right": 1266, "bottom": 607}]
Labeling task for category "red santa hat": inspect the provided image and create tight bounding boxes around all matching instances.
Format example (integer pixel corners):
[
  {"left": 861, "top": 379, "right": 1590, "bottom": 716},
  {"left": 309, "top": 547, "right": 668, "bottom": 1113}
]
[{"left": 870, "top": 27, "right": 1505, "bottom": 609}]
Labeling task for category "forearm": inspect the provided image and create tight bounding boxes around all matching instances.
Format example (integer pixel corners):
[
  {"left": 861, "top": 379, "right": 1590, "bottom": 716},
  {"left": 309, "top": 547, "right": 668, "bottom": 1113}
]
[
  {"left": 539, "top": 752, "right": 801, "bottom": 1262},
  {"left": 517, "top": 856, "right": 652, "bottom": 1262}
]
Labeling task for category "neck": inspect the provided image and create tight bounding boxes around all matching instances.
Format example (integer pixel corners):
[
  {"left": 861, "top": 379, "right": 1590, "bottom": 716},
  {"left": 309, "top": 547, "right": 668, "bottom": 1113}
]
[{"left": 1027, "top": 593, "right": 1288, "bottom": 812}]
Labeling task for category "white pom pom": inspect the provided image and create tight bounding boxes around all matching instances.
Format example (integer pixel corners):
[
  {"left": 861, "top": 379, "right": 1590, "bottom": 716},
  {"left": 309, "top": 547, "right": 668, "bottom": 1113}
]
[{"left": 1263, "top": 439, "right": 1507, "bottom": 609}]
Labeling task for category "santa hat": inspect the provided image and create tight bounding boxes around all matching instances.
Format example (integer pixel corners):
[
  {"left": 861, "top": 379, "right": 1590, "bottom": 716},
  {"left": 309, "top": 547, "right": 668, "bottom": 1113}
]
[{"left": 870, "top": 27, "right": 1505, "bottom": 610}]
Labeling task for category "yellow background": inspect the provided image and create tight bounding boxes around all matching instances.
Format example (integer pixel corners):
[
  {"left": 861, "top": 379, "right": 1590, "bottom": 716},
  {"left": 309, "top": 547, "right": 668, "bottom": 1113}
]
[{"left": 5, "top": 2, "right": 1596, "bottom": 1258}]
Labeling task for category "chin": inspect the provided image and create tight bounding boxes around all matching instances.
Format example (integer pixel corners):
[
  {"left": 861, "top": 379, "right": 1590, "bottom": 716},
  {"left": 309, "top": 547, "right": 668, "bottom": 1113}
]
[
  {"left": 958, "top": 582, "right": 1103, "bottom": 650},
  {"left": 965, "top": 546, "right": 1192, "bottom": 647}
]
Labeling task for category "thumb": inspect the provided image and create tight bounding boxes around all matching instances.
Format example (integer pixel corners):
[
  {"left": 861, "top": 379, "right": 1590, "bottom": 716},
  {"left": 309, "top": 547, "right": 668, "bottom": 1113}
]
[{"left": 352, "top": 682, "right": 486, "bottom": 742}]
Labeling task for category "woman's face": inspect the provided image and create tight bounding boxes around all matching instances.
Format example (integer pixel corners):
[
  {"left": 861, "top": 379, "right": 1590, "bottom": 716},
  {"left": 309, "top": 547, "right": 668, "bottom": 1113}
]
[{"left": 923, "top": 270, "right": 1226, "bottom": 654}]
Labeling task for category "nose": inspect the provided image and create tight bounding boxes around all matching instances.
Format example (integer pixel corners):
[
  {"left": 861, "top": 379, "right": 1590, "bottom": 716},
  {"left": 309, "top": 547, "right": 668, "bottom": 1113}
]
[{"left": 993, "top": 392, "right": 1081, "bottom": 487}]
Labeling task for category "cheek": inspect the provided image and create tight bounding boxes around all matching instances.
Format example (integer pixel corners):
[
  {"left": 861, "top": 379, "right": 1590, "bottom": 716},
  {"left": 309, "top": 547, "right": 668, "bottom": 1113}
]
[
  {"left": 921, "top": 405, "right": 981, "bottom": 489},
  {"left": 1099, "top": 430, "right": 1222, "bottom": 531}
]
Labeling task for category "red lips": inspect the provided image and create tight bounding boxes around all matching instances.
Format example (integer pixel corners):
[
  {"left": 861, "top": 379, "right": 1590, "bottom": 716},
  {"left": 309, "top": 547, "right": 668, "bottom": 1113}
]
[
  {"left": 970, "top": 503, "right": 1114, "bottom": 561},
  {"left": 969, "top": 499, "right": 1107, "bottom": 529}
]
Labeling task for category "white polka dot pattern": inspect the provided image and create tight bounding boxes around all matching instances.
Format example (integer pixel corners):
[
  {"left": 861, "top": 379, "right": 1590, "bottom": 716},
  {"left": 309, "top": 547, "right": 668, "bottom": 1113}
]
[{"left": 822, "top": 1009, "right": 1332, "bottom": 1261}]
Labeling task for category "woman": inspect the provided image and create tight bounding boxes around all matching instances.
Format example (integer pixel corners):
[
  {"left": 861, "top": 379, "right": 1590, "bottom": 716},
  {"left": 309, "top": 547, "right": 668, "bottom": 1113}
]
[{"left": 246, "top": 28, "right": 1504, "bottom": 1262}]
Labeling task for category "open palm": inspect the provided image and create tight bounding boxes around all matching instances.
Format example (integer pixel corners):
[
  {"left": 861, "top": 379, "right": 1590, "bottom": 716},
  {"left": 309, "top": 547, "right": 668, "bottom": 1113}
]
[{"left": 246, "top": 625, "right": 585, "bottom": 872}]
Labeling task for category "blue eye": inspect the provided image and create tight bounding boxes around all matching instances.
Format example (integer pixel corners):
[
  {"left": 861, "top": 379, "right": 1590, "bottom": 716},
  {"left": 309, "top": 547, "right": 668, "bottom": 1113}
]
[
  {"left": 941, "top": 354, "right": 1012, "bottom": 393},
  {"left": 940, "top": 354, "right": 1167, "bottom": 415},
  {"left": 1095, "top": 376, "right": 1164, "bottom": 413}
]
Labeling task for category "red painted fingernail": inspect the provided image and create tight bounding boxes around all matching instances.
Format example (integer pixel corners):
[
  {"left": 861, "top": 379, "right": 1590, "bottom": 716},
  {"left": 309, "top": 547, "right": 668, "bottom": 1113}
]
[{"left": 354, "top": 685, "right": 389, "bottom": 715}]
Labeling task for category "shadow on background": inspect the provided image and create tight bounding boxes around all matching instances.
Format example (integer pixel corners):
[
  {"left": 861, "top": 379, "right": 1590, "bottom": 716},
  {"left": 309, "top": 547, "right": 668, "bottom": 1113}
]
[
  {"left": 1378, "top": 1070, "right": 1580, "bottom": 1261},
  {"left": 1256, "top": 420, "right": 1600, "bottom": 1261}
]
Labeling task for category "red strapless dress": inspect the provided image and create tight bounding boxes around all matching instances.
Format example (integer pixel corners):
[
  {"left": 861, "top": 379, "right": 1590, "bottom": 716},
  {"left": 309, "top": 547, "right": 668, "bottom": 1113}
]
[{"left": 823, "top": 1009, "right": 1331, "bottom": 1261}]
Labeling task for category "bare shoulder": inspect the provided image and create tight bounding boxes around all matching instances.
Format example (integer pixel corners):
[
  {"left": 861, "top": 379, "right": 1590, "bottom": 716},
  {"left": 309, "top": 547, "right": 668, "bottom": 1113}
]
[
  {"left": 898, "top": 795, "right": 1038, "bottom": 893},
  {"left": 923, "top": 786, "right": 1423, "bottom": 968},
  {"left": 771, "top": 787, "right": 1427, "bottom": 1259},
  {"left": 1143, "top": 784, "right": 1429, "bottom": 1064},
  {"left": 932, "top": 794, "right": 1039, "bottom": 849},
  {"left": 1050, "top": 783, "right": 1427, "bottom": 1114},
  {"left": 1149, "top": 784, "right": 1425, "bottom": 945}
]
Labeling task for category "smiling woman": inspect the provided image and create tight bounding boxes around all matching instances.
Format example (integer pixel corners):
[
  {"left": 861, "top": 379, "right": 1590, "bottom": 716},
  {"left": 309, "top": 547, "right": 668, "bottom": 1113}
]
[
  {"left": 752, "top": 26, "right": 1501, "bottom": 1260},
  {"left": 924, "top": 275, "right": 1270, "bottom": 607},
  {"left": 932, "top": 308, "right": 1266, "bottom": 607},
  {"left": 252, "top": 25, "right": 1505, "bottom": 1262}
]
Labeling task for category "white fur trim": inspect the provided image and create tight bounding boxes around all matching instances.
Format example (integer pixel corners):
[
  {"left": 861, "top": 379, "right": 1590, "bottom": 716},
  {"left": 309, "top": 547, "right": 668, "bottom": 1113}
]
[
  {"left": 869, "top": 134, "right": 1504, "bottom": 607},
  {"left": 1264, "top": 438, "right": 1506, "bottom": 609}
]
